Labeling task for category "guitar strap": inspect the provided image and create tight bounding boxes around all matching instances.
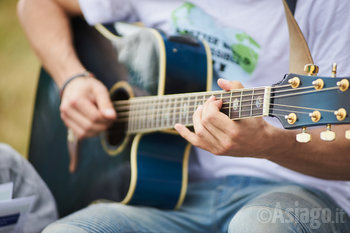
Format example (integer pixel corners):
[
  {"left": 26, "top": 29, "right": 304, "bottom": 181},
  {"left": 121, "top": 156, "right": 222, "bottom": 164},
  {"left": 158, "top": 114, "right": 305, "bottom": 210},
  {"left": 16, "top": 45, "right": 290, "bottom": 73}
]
[{"left": 282, "top": 0, "right": 314, "bottom": 74}]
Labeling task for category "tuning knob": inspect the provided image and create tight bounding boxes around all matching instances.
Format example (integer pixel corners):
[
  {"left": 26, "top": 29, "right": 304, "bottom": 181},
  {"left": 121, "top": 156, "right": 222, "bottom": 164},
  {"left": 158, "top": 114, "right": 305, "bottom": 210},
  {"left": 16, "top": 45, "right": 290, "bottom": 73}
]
[
  {"left": 320, "top": 124, "right": 336, "bottom": 142},
  {"left": 296, "top": 127, "right": 312, "bottom": 143},
  {"left": 331, "top": 63, "right": 337, "bottom": 78},
  {"left": 304, "top": 64, "right": 319, "bottom": 76},
  {"left": 346, "top": 130, "right": 350, "bottom": 140}
]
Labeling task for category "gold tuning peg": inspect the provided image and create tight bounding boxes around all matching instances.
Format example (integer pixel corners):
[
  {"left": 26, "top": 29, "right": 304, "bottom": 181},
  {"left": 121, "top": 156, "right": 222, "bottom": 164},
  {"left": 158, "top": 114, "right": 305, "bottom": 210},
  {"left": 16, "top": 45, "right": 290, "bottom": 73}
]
[
  {"left": 331, "top": 63, "right": 337, "bottom": 77},
  {"left": 320, "top": 124, "right": 336, "bottom": 142},
  {"left": 296, "top": 127, "right": 312, "bottom": 143},
  {"left": 346, "top": 130, "right": 350, "bottom": 140},
  {"left": 304, "top": 64, "right": 319, "bottom": 76}
]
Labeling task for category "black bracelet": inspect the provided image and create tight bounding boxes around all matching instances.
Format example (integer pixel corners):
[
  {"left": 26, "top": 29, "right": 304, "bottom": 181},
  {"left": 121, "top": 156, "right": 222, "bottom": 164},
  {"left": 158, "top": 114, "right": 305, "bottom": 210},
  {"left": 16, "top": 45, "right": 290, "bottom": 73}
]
[{"left": 59, "top": 71, "right": 94, "bottom": 100}]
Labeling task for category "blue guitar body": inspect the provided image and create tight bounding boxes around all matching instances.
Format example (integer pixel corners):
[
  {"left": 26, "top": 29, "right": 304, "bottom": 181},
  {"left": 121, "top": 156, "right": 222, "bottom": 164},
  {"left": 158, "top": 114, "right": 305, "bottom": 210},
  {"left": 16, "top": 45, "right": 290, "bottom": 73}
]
[{"left": 29, "top": 18, "right": 212, "bottom": 216}]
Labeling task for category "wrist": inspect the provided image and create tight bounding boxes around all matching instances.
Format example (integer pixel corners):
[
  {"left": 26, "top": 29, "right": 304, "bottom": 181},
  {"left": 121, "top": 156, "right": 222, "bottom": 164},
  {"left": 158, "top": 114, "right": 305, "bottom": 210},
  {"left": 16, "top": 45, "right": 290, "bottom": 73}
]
[
  {"left": 262, "top": 125, "right": 296, "bottom": 160},
  {"left": 59, "top": 70, "right": 94, "bottom": 100}
]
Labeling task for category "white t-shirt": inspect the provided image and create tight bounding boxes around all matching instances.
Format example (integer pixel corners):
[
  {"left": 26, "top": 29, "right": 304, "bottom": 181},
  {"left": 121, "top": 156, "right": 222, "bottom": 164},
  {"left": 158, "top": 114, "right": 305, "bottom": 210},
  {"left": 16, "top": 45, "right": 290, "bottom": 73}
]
[{"left": 78, "top": 0, "right": 350, "bottom": 214}]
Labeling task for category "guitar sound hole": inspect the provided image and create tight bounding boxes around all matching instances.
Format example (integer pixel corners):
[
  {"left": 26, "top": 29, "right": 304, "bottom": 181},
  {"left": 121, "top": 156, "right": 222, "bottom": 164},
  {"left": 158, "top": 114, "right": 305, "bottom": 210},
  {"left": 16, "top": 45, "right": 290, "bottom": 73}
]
[{"left": 107, "top": 87, "right": 130, "bottom": 146}]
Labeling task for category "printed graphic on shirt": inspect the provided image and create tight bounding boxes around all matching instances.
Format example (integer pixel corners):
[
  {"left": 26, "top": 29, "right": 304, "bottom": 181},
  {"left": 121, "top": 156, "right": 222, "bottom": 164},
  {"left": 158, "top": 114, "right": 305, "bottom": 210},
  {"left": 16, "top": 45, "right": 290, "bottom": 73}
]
[{"left": 171, "top": 2, "right": 260, "bottom": 90}]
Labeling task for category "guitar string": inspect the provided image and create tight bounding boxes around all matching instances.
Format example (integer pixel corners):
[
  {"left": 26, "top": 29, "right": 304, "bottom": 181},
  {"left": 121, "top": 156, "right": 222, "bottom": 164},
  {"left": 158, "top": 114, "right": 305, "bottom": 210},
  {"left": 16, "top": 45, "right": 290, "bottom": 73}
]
[
  {"left": 116, "top": 102, "right": 337, "bottom": 120},
  {"left": 115, "top": 100, "right": 338, "bottom": 121},
  {"left": 117, "top": 105, "right": 340, "bottom": 131},
  {"left": 109, "top": 85, "right": 344, "bottom": 131},
  {"left": 108, "top": 106, "right": 338, "bottom": 134},
  {"left": 107, "top": 86, "right": 344, "bottom": 133},
  {"left": 113, "top": 86, "right": 340, "bottom": 119},
  {"left": 115, "top": 105, "right": 337, "bottom": 124},
  {"left": 121, "top": 99, "right": 341, "bottom": 131},
  {"left": 113, "top": 82, "right": 339, "bottom": 107},
  {"left": 111, "top": 106, "right": 323, "bottom": 134},
  {"left": 113, "top": 83, "right": 319, "bottom": 106},
  {"left": 112, "top": 84, "right": 312, "bottom": 106},
  {"left": 116, "top": 108, "right": 336, "bottom": 124},
  {"left": 112, "top": 86, "right": 339, "bottom": 112},
  {"left": 115, "top": 80, "right": 334, "bottom": 105},
  {"left": 112, "top": 86, "right": 299, "bottom": 111},
  {"left": 108, "top": 113, "right": 266, "bottom": 133}
]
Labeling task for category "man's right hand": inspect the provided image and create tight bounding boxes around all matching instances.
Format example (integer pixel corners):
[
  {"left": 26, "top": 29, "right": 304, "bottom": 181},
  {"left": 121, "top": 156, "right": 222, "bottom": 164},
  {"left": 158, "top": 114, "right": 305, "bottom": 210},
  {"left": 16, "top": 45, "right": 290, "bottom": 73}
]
[{"left": 59, "top": 77, "right": 117, "bottom": 139}]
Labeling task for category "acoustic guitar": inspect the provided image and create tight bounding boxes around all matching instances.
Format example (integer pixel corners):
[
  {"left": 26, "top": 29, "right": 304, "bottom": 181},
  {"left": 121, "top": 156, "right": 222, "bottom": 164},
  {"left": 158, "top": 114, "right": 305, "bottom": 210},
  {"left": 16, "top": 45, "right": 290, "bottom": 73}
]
[{"left": 28, "top": 18, "right": 350, "bottom": 217}]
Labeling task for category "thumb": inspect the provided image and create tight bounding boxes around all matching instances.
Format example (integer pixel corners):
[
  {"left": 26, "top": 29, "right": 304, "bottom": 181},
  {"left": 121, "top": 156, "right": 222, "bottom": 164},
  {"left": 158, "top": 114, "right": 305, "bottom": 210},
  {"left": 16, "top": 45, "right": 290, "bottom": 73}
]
[
  {"left": 93, "top": 83, "right": 117, "bottom": 119},
  {"left": 217, "top": 78, "right": 244, "bottom": 91}
]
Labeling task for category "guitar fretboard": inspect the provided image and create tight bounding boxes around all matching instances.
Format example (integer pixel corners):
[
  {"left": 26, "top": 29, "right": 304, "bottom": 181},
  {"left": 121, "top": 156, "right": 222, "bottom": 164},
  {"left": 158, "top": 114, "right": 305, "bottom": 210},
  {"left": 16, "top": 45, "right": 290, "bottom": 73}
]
[{"left": 115, "top": 87, "right": 271, "bottom": 134}]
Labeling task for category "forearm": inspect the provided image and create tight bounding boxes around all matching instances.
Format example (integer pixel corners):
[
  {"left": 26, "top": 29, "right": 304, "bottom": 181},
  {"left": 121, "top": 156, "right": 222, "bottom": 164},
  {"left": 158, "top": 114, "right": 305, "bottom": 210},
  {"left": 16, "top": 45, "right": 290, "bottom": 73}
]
[
  {"left": 17, "top": 0, "right": 84, "bottom": 87},
  {"left": 266, "top": 124, "right": 350, "bottom": 180}
]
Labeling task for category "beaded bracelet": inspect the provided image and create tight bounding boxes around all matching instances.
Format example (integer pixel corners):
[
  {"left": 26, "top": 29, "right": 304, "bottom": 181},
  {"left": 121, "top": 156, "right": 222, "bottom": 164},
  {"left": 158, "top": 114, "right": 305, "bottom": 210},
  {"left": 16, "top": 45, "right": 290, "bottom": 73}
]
[{"left": 59, "top": 71, "right": 94, "bottom": 100}]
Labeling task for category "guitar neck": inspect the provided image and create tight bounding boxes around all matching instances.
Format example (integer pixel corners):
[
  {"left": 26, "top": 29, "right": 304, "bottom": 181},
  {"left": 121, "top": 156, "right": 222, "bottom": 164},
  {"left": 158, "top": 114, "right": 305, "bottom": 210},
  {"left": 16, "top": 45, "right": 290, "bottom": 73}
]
[{"left": 114, "top": 87, "right": 272, "bottom": 134}]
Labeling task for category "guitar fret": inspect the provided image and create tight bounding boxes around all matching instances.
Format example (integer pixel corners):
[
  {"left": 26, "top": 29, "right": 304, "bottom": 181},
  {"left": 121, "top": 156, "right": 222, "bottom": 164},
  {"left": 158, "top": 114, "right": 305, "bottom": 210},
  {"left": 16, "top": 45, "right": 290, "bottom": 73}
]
[
  {"left": 129, "top": 101, "right": 135, "bottom": 133},
  {"left": 127, "top": 103, "right": 132, "bottom": 132},
  {"left": 152, "top": 99, "right": 156, "bottom": 129},
  {"left": 161, "top": 98, "right": 166, "bottom": 128},
  {"left": 242, "top": 89, "right": 253, "bottom": 118},
  {"left": 136, "top": 101, "right": 140, "bottom": 131},
  {"left": 166, "top": 97, "right": 171, "bottom": 128},
  {"left": 173, "top": 97, "right": 177, "bottom": 126},
  {"left": 229, "top": 91, "right": 233, "bottom": 118},
  {"left": 185, "top": 97, "right": 187, "bottom": 125},
  {"left": 147, "top": 100, "right": 152, "bottom": 129},
  {"left": 221, "top": 92, "right": 230, "bottom": 117},
  {"left": 239, "top": 90, "right": 243, "bottom": 118},
  {"left": 194, "top": 95, "right": 198, "bottom": 109},
  {"left": 252, "top": 89, "right": 265, "bottom": 117},
  {"left": 179, "top": 96, "right": 184, "bottom": 124},
  {"left": 139, "top": 100, "right": 143, "bottom": 131},
  {"left": 189, "top": 95, "right": 196, "bottom": 125},
  {"left": 157, "top": 99, "right": 162, "bottom": 128},
  {"left": 250, "top": 88, "right": 255, "bottom": 117},
  {"left": 144, "top": 100, "right": 148, "bottom": 129},
  {"left": 141, "top": 100, "right": 146, "bottom": 130}
]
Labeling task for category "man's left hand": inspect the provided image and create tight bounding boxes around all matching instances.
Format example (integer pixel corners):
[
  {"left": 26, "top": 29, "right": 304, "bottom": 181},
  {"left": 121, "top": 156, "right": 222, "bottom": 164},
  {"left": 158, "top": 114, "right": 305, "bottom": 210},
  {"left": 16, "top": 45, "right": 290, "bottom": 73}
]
[{"left": 175, "top": 79, "right": 276, "bottom": 157}]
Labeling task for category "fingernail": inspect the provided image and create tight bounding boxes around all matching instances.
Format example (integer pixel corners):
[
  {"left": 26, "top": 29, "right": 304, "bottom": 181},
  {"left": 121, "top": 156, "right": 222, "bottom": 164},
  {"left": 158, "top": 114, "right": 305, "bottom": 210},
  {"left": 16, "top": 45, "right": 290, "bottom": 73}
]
[
  {"left": 197, "top": 105, "right": 203, "bottom": 110},
  {"left": 174, "top": 123, "right": 184, "bottom": 131},
  {"left": 209, "top": 95, "right": 216, "bottom": 101},
  {"left": 104, "top": 109, "right": 115, "bottom": 116}
]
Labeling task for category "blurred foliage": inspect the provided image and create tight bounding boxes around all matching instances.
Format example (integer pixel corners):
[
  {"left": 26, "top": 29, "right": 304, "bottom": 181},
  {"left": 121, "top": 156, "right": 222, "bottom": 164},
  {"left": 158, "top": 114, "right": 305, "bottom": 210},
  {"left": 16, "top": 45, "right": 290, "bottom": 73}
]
[{"left": 0, "top": 0, "right": 39, "bottom": 157}]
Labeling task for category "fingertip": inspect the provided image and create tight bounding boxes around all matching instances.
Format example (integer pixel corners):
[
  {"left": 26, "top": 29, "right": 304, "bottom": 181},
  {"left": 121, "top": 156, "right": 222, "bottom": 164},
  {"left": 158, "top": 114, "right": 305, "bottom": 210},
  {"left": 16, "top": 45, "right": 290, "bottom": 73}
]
[
  {"left": 214, "top": 99, "right": 223, "bottom": 108},
  {"left": 102, "top": 108, "right": 117, "bottom": 119},
  {"left": 208, "top": 95, "right": 216, "bottom": 101},
  {"left": 217, "top": 78, "right": 231, "bottom": 91},
  {"left": 174, "top": 123, "right": 183, "bottom": 131},
  {"left": 217, "top": 78, "right": 228, "bottom": 84}
]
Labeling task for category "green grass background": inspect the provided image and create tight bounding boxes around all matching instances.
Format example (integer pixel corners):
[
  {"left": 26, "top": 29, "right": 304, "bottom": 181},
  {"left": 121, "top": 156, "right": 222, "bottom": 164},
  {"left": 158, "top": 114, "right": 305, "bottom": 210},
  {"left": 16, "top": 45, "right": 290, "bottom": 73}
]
[{"left": 0, "top": 0, "right": 39, "bottom": 157}]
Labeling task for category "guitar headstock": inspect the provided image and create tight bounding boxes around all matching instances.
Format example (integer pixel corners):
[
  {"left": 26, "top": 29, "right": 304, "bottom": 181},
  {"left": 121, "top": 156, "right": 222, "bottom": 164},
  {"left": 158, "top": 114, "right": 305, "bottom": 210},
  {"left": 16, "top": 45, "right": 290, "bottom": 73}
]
[{"left": 270, "top": 64, "right": 350, "bottom": 142}]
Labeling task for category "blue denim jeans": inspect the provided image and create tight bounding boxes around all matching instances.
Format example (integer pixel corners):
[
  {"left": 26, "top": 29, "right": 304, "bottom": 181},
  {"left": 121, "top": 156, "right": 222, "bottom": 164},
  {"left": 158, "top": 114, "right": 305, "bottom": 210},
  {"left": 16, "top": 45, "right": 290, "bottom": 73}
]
[{"left": 43, "top": 175, "right": 350, "bottom": 233}]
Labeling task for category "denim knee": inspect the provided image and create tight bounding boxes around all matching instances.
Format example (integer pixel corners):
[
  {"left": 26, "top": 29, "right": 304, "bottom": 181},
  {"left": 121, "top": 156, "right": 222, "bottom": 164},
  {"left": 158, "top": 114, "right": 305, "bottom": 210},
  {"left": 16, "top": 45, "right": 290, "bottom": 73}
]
[
  {"left": 42, "top": 203, "right": 128, "bottom": 233},
  {"left": 42, "top": 223, "right": 89, "bottom": 233},
  {"left": 227, "top": 185, "right": 349, "bottom": 233},
  {"left": 228, "top": 204, "right": 305, "bottom": 233}
]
